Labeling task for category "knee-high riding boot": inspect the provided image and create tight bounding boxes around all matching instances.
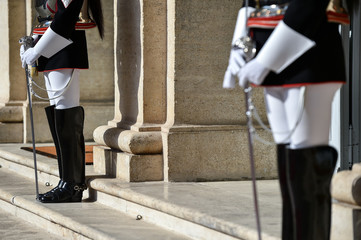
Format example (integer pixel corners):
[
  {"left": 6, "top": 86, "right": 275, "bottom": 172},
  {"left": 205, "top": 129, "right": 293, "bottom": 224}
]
[
  {"left": 276, "top": 144, "right": 293, "bottom": 240},
  {"left": 38, "top": 106, "right": 86, "bottom": 203},
  {"left": 286, "top": 146, "right": 337, "bottom": 240},
  {"left": 45, "top": 105, "right": 63, "bottom": 178},
  {"left": 37, "top": 106, "right": 64, "bottom": 200},
  {"left": 55, "top": 106, "right": 86, "bottom": 185}
]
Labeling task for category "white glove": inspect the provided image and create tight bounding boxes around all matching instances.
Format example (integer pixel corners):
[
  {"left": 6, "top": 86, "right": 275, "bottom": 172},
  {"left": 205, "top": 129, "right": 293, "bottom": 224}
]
[
  {"left": 20, "top": 44, "right": 26, "bottom": 57},
  {"left": 238, "top": 59, "right": 270, "bottom": 88},
  {"left": 223, "top": 49, "right": 246, "bottom": 89},
  {"left": 20, "top": 47, "right": 41, "bottom": 68}
]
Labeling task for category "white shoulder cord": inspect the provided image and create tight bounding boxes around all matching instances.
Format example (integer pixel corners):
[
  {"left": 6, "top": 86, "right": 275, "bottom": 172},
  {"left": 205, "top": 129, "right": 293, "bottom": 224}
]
[
  {"left": 27, "top": 69, "right": 73, "bottom": 101},
  {"left": 246, "top": 86, "right": 306, "bottom": 145}
]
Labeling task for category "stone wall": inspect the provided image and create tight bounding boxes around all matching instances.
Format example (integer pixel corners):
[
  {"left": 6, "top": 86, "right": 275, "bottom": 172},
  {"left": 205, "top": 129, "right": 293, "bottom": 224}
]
[
  {"left": 93, "top": 0, "right": 277, "bottom": 182},
  {"left": 0, "top": 0, "right": 27, "bottom": 143},
  {"left": 162, "top": 0, "right": 276, "bottom": 181}
]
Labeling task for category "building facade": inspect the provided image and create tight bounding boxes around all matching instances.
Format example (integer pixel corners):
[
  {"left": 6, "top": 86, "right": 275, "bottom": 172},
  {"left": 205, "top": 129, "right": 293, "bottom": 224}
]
[{"left": 0, "top": 0, "right": 359, "bottom": 182}]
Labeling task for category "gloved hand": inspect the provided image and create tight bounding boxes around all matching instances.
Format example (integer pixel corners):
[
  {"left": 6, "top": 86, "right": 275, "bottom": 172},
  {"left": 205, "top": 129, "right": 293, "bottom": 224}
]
[
  {"left": 20, "top": 47, "right": 40, "bottom": 68},
  {"left": 238, "top": 59, "right": 270, "bottom": 88},
  {"left": 223, "top": 49, "right": 246, "bottom": 89},
  {"left": 20, "top": 44, "right": 26, "bottom": 58}
]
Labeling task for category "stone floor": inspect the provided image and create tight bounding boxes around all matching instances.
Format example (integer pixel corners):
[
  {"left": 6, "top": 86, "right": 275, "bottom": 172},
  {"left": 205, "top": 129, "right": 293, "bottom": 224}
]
[
  {"left": 0, "top": 143, "right": 282, "bottom": 240},
  {"left": 0, "top": 208, "right": 64, "bottom": 240}
]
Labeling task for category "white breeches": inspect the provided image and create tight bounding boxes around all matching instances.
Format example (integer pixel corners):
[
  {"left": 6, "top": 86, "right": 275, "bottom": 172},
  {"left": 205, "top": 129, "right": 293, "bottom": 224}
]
[
  {"left": 44, "top": 69, "right": 80, "bottom": 109},
  {"left": 264, "top": 83, "right": 342, "bottom": 149}
]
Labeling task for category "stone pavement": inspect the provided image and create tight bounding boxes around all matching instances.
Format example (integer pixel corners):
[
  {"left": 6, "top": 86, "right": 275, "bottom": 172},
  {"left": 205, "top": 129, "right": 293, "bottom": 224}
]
[
  {"left": 0, "top": 208, "right": 63, "bottom": 240},
  {"left": 0, "top": 143, "right": 282, "bottom": 240}
]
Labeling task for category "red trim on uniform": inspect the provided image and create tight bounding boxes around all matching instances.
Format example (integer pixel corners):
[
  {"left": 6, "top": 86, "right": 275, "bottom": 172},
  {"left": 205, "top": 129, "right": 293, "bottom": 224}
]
[
  {"left": 33, "top": 22, "right": 96, "bottom": 35},
  {"left": 249, "top": 16, "right": 284, "bottom": 21},
  {"left": 248, "top": 11, "right": 349, "bottom": 29},
  {"left": 248, "top": 16, "right": 283, "bottom": 29},
  {"left": 75, "top": 22, "right": 97, "bottom": 29},
  {"left": 46, "top": 2, "right": 56, "bottom": 13},
  {"left": 33, "top": 27, "right": 49, "bottom": 35},
  {"left": 38, "top": 67, "right": 89, "bottom": 73},
  {"left": 326, "top": 11, "right": 350, "bottom": 25},
  {"left": 252, "top": 81, "right": 346, "bottom": 88},
  {"left": 248, "top": 21, "right": 280, "bottom": 29}
]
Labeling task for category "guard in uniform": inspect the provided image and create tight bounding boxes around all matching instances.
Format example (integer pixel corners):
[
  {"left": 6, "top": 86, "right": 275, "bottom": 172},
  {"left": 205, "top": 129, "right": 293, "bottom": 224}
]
[
  {"left": 20, "top": 0, "right": 104, "bottom": 203},
  {"left": 224, "top": 0, "right": 348, "bottom": 239}
]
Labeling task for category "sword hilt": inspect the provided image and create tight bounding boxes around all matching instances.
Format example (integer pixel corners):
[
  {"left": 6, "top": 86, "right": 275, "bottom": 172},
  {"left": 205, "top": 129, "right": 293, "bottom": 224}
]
[{"left": 19, "top": 36, "right": 39, "bottom": 77}]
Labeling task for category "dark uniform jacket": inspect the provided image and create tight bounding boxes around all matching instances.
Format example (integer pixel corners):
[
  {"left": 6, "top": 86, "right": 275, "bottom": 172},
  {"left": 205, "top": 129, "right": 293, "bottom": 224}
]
[
  {"left": 37, "top": 0, "right": 89, "bottom": 72},
  {"left": 248, "top": 0, "right": 346, "bottom": 87}
]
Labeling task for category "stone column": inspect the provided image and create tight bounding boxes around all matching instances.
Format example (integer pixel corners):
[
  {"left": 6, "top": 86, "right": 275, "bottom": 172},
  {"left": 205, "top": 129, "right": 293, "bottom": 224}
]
[
  {"left": 93, "top": 0, "right": 167, "bottom": 182},
  {"left": 0, "top": 0, "right": 28, "bottom": 143},
  {"left": 94, "top": 0, "right": 277, "bottom": 182},
  {"left": 162, "top": 0, "right": 276, "bottom": 181},
  {"left": 331, "top": 163, "right": 361, "bottom": 240}
]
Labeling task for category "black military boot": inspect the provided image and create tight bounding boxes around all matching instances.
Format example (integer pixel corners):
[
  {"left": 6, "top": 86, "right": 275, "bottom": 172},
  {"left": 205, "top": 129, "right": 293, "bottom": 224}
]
[
  {"left": 38, "top": 106, "right": 86, "bottom": 203},
  {"left": 276, "top": 144, "right": 293, "bottom": 240},
  {"left": 39, "top": 180, "right": 87, "bottom": 203},
  {"left": 37, "top": 106, "right": 64, "bottom": 200},
  {"left": 286, "top": 146, "right": 337, "bottom": 240}
]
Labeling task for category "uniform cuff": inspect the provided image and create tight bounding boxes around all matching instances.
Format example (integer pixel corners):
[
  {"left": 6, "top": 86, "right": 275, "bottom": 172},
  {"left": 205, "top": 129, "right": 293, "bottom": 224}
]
[
  {"left": 256, "top": 21, "right": 315, "bottom": 73},
  {"left": 34, "top": 27, "right": 73, "bottom": 58}
]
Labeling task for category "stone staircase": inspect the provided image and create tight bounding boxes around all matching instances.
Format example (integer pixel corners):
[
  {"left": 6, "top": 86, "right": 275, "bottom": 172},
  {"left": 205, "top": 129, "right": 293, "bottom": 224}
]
[{"left": 0, "top": 143, "right": 281, "bottom": 240}]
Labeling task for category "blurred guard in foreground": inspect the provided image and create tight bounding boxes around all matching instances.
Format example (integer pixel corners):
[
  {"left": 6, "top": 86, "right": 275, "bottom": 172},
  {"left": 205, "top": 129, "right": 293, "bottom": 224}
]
[{"left": 224, "top": 0, "right": 349, "bottom": 239}]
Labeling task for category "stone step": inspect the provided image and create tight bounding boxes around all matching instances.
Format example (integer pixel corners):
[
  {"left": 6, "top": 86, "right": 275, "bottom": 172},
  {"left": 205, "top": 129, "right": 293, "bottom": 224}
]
[
  {"left": 88, "top": 179, "right": 281, "bottom": 240},
  {"left": 0, "top": 143, "right": 282, "bottom": 240},
  {"left": 0, "top": 167, "right": 191, "bottom": 240},
  {"left": 0, "top": 143, "right": 101, "bottom": 190},
  {"left": 0, "top": 207, "right": 63, "bottom": 240}
]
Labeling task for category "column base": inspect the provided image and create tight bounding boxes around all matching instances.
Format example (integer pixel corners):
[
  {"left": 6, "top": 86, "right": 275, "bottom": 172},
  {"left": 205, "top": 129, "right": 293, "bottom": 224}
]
[
  {"left": 93, "top": 146, "right": 163, "bottom": 182},
  {"left": 0, "top": 122, "right": 23, "bottom": 143},
  {"left": 0, "top": 102, "right": 25, "bottom": 143},
  {"left": 331, "top": 202, "right": 361, "bottom": 240},
  {"left": 93, "top": 125, "right": 162, "bottom": 154},
  {"left": 162, "top": 124, "right": 277, "bottom": 182}
]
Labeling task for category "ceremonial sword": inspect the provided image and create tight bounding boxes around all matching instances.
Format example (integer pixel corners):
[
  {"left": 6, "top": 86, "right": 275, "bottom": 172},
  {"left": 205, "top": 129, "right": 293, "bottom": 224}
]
[
  {"left": 244, "top": 84, "right": 262, "bottom": 240},
  {"left": 233, "top": 0, "right": 262, "bottom": 238},
  {"left": 19, "top": 36, "right": 40, "bottom": 199}
]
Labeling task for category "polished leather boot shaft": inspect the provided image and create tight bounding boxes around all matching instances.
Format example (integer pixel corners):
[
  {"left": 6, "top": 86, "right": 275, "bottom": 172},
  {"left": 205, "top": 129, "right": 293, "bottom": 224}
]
[
  {"left": 276, "top": 144, "right": 293, "bottom": 240},
  {"left": 38, "top": 106, "right": 86, "bottom": 203},
  {"left": 286, "top": 146, "right": 337, "bottom": 240},
  {"left": 55, "top": 106, "right": 85, "bottom": 184},
  {"left": 45, "top": 105, "right": 62, "bottom": 178},
  {"left": 38, "top": 106, "right": 64, "bottom": 200}
]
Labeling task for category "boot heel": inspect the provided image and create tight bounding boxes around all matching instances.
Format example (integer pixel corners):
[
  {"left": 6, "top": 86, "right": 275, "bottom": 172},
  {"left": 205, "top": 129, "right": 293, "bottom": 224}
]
[
  {"left": 70, "top": 184, "right": 87, "bottom": 202},
  {"left": 71, "top": 194, "right": 83, "bottom": 202}
]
